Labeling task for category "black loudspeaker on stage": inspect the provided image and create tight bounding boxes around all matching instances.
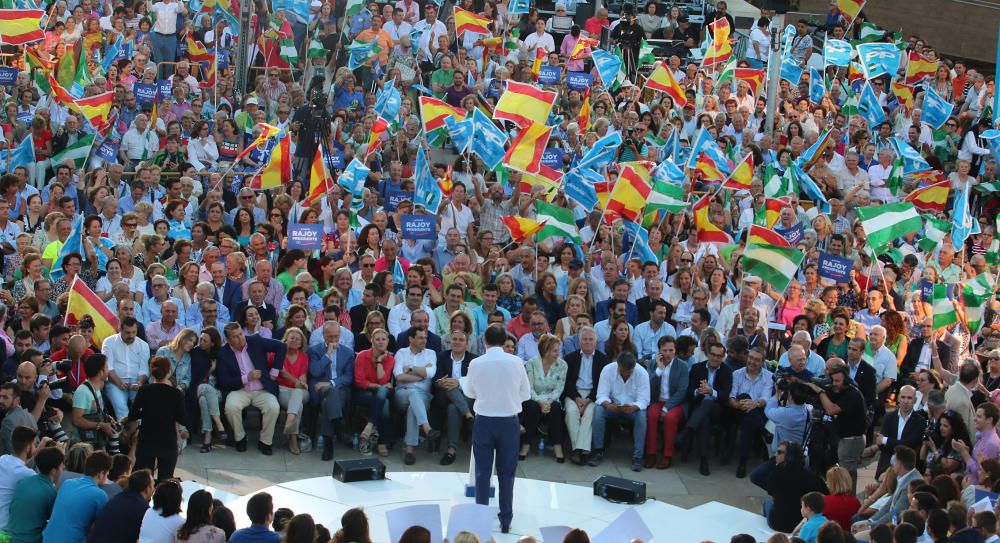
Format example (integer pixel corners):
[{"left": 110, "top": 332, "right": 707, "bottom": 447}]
[
  {"left": 593, "top": 475, "right": 646, "bottom": 504},
  {"left": 333, "top": 458, "right": 387, "bottom": 482}
]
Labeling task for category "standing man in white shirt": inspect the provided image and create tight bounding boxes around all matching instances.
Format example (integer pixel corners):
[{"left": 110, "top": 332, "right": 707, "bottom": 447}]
[
  {"left": 100, "top": 317, "right": 150, "bottom": 421},
  {"left": 462, "top": 325, "right": 531, "bottom": 534},
  {"left": 146, "top": 0, "right": 186, "bottom": 75},
  {"left": 589, "top": 352, "right": 650, "bottom": 472},
  {"left": 413, "top": 4, "right": 448, "bottom": 71},
  {"left": 523, "top": 18, "right": 556, "bottom": 53}
]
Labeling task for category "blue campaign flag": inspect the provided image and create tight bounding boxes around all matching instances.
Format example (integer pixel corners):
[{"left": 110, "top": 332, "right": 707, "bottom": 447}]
[
  {"left": 981, "top": 130, "right": 1000, "bottom": 166},
  {"left": 444, "top": 115, "right": 473, "bottom": 154},
  {"left": 337, "top": 158, "right": 370, "bottom": 202},
  {"left": 392, "top": 258, "right": 406, "bottom": 293},
  {"left": 858, "top": 83, "right": 886, "bottom": 127},
  {"left": 793, "top": 164, "right": 830, "bottom": 213},
  {"left": 50, "top": 215, "right": 84, "bottom": 282},
  {"left": 951, "top": 180, "right": 979, "bottom": 247},
  {"left": 780, "top": 24, "right": 797, "bottom": 56},
  {"left": 702, "top": 145, "right": 733, "bottom": 176},
  {"left": 685, "top": 127, "right": 716, "bottom": 170},
  {"left": 347, "top": 40, "right": 376, "bottom": 70},
  {"left": 856, "top": 43, "right": 901, "bottom": 79},
  {"left": 810, "top": 67, "right": 825, "bottom": 104},
  {"left": 564, "top": 167, "right": 601, "bottom": 211},
  {"left": 577, "top": 132, "right": 622, "bottom": 171},
  {"left": 779, "top": 55, "right": 803, "bottom": 85},
  {"left": 470, "top": 108, "right": 508, "bottom": 170},
  {"left": 102, "top": 35, "right": 124, "bottom": 73},
  {"left": 652, "top": 159, "right": 686, "bottom": 185},
  {"left": 410, "top": 83, "right": 434, "bottom": 96},
  {"left": 413, "top": 147, "right": 442, "bottom": 214},
  {"left": 2, "top": 135, "right": 34, "bottom": 173},
  {"left": 508, "top": 0, "right": 529, "bottom": 14},
  {"left": 273, "top": 0, "right": 311, "bottom": 22},
  {"left": 591, "top": 49, "right": 621, "bottom": 88},
  {"left": 621, "top": 220, "right": 658, "bottom": 264},
  {"left": 890, "top": 137, "right": 932, "bottom": 175},
  {"left": 823, "top": 38, "right": 852, "bottom": 68},
  {"left": 661, "top": 128, "right": 680, "bottom": 161},
  {"left": 921, "top": 86, "right": 954, "bottom": 130},
  {"left": 374, "top": 79, "right": 401, "bottom": 121}
]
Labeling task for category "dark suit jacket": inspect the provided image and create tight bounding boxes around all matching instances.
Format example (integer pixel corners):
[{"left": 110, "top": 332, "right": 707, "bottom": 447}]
[
  {"left": 875, "top": 409, "right": 928, "bottom": 475},
  {"left": 307, "top": 344, "right": 355, "bottom": 405},
  {"left": 215, "top": 335, "right": 287, "bottom": 396},
  {"left": 396, "top": 328, "right": 443, "bottom": 353},
  {"left": 687, "top": 361, "right": 733, "bottom": 409},
  {"left": 849, "top": 359, "right": 878, "bottom": 411},
  {"left": 234, "top": 300, "right": 278, "bottom": 328},
  {"left": 434, "top": 350, "right": 473, "bottom": 380},
  {"left": 562, "top": 350, "right": 610, "bottom": 402},
  {"left": 349, "top": 304, "right": 390, "bottom": 336},
  {"left": 595, "top": 299, "right": 639, "bottom": 326},
  {"left": 217, "top": 278, "right": 244, "bottom": 317},
  {"left": 650, "top": 359, "right": 690, "bottom": 412},
  {"left": 635, "top": 296, "right": 663, "bottom": 324},
  {"left": 901, "top": 338, "right": 952, "bottom": 383}
]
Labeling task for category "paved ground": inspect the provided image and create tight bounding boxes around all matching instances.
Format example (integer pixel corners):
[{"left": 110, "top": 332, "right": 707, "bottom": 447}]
[{"left": 174, "top": 429, "right": 879, "bottom": 516}]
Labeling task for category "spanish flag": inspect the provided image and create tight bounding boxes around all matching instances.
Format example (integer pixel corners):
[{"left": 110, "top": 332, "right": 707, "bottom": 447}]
[
  {"left": 419, "top": 96, "right": 466, "bottom": 132},
  {"left": 578, "top": 88, "right": 591, "bottom": 131},
  {"left": 755, "top": 198, "right": 784, "bottom": 228},
  {"left": 46, "top": 73, "right": 76, "bottom": 108},
  {"left": 493, "top": 81, "right": 557, "bottom": 128},
  {"left": 251, "top": 132, "right": 292, "bottom": 189},
  {"left": 186, "top": 34, "right": 213, "bottom": 64},
  {"left": 501, "top": 216, "right": 547, "bottom": 242},
  {"left": 569, "top": 37, "right": 599, "bottom": 60},
  {"left": 595, "top": 180, "right": 612, "bottom": 210},
  {"left": 438, "top": 165, "right": 455, "bottom": 196},
  {"left": 65, "top": 276, "right": 120, "bottom": 346},
  {"left": 702, "top": 17, "right": 733, "bottom": 67},
  {"left": 503, "top": 122, "right": 552, "bottom": 174},
  {"left": 892, "top": 82, "right": 915, "bottom": 112},
  {"left": 519, "top": 164, "right": 562, "bottom": 201},
  {"left": 837, "top": 0, "right": 866, "bottom": 24},
  {"left": 365, "top": 116, "right": 390, "bottom": 158},
  {"left": 304, "top": 145, "right": 335, "bottom": 205},
  {"left": 454, "top": 7, "right": 491, "bottom": 36},
  {"left": 848, "top": 62, "right": 864, "bottom": 86},
  {"left": 606, "top": 164, "right": 651, "bottom": 223},
  {"left": 721, "top": 153, "right": 754, "bottom": 190},
  {"left": 74, "top": 91, "right": 114, "bottom": 129},
  {"left": 735, "top": 67, "right": 766, "bottom": 96},
  {"left": 748, "top": 224, "right": 790, "bottom": 247},
  {"left": 235, "top": 123, "right": 281, "bottom": 162},
  {"left": 904, "top": 52, "right": 938, "bottom": 86},
  {"left": 200, "top": 55, "right": 217, "bottom": 89},
  {"left": 0, "top": 9, "right": 44, "bottom": 45},
  {"left": 531, "top": 48, "right": 545, "bottom": 82},
  {"left": 644, "top": 61, "right": 686, "bottom": 107},
  {"left": 695, "top": 153, "right": 727, "bottom": 183},
  {"left": 694, "top": 193, "right": 733, "bottom": 244},
  {"left": 903, "top": 179, "right": 950, "bottom": 212}
]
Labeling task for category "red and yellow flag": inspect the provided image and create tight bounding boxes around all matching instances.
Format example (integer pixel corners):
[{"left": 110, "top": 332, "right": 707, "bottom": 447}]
[
  {"left": 366, "top": 116, "right": 390, "bottom": 158},
  {"left": 578, "top": 88, "right": 591, "bottom": 131},
  {"left": 503, "top": 122, "right": 552, "bottom": 174},
  {"left": 748, "top": 224, "right": 791, "bottom": 247},
  {"left": 721, "top": 153, "right": 754, "bottom": 190},
  {"left": 694, "top": 194, "right": 733, "bottom": 244},
  {"left": 65, "top": 276, "right": 120, "bottom": 346},
  {"left": 605, "top": 164, "right": 651, "bottom": 222},
  {"left": 837, "top": 0, "right": 866, "bottom": 24},
  {"left": 304, "top": 145, "right": 335, "bottom": 205},
  {"left": 695, "top": 153, "right": 727, "bottom": 183},
  {"left": 74, "top": 91, "right": 114, "bottom": 129},
  {"left": 519, "top": 164, "right": 562, "bottom": 201},
  {"left": 757, "top": 198, "right": 784, "bottom": 228},
  {"left": 904, "top": 52, "right": 938, "bottom": 86},
  {"left": 848, "top": 62, "right": 864, "bottom": 86},
  {"left": 186, "top": 34, "right": 213, "bottom": 63},
  {"left": 903, "top": 179, "right": 950, "bottom": 212},
  {"left": 439, "top": 165, "right": 455, "bottom": 196},
  {"left": 702, "top": 18, "right": 733, "bottom": 67},
  {"left": 531, "top": 48, "right": 545, "bottom": 83},
  {"left": 251, "top": 132, "right": 292, "bottom": 189},
  {"left": 569, "top": 37, "right": 599, "bottom": 60},
  {"left": 200, "top": 55, "right": 217, "bottom": 89},
  {"left": 645, "top": 61, "right": 686, "bottom": 107},
  {"left": 0, "top": 9, "right": 44, "bottom": 45},
  {"left": 235, "top": 123, "right": 281, "bottom": 161},
  {"left": 735, "top": 67, "right": 766, "bottom": 96},
  {"left": 46, "top": 72, "right": 76, "bottom": 107},
  {"left": 493, "top": 81, "right": 557, "bottom": 128},
  {"left": 501, "top": 216, "right": 547, "bottom": 242},
  {"left": 454, "top": 7, "right": 491, "bottom": 36},
  {"left": 419, "top": 96, "right": 466, "bottom": 132},
  {"left": 892, "top": 82, "right": 915, "bottom": 112}
]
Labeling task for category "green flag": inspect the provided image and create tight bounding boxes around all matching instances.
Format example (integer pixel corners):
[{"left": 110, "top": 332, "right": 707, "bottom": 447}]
[
  {"left": 51, "top": 134, "right": 95, "bottom": 170},
  {"left": 932, "top": 284, "right": 958, "bottom": 329},
  {"left": 763, "top": 164, "right": 794, "bottom": 198},
  {"left": 646, "top": 181, "right": 687, "bottom": 214},
  {"left": 857, "top": 202, "right": 922, "bottom": 254},
  {"left": 962, "top": 274, "right": 995, "bottom": 335},
  {"left": 919, "top": 214, "right": 952, "bottom": 253},
  {"left": 886, "top": 159, "right": 905, "bottom": 196},
  {"left": 536, "top": 201, "right": 581, "bottom": 244},
  {"left": 743, "top": 243, "right": 805, "bottom": 292}
]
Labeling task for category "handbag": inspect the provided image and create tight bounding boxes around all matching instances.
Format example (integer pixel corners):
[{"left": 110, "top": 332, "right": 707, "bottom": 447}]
[{"left": 77, "top": 382, "right": 110, "bottom": 446}]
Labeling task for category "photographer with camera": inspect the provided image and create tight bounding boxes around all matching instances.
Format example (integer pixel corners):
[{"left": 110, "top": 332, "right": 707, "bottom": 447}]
[
  {"left": 291, "top": 75, "right": 335, "bottom": 184},
  {"left": 71, "top": 354, "right": 121, "bottom": 454},
  {"left": 610, "top": 4, "right": 644, "bottom": 81},
  {"left": 0, "top": 382, "right": 34, "bottom": 455},
  {"left": 15, "top": 357, "right": 70, "bottom": 446},
  {"left": 49, "top": 335, "right": 94, "bottom": 391},
  {"left": 804, "top": 359, "right": 868, "bottom": 494}
]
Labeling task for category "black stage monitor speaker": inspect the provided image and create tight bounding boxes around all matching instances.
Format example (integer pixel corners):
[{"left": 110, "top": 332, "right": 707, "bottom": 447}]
[
  {"left": 333, "top": 458, "right": 386, "bottom": 482},
  {"left": 762, "top": 0, "right": 791, "bottom": 14},
  {"left": 593, "top": 475, "right": 646, "bottom": 504}
]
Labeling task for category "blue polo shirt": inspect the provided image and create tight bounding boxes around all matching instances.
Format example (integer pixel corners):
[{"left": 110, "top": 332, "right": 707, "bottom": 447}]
[
  {"left": 230, "top": 524, "right": 281, "bottom": 543},
  {"left": 41, "top": 476, "right": 108, "bottom": 543}
]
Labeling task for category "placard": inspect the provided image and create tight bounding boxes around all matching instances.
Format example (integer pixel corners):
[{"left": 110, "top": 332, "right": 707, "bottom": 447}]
[
  {"left": 385, "top": 186, "right": 413, "bottom": 212},
  {"left": 287, "top": 223, "right": 324, "bottom": 250},
  {"left": 537, "top": 65, "right": 561, "bottom": 86},
  {"left": 540, "top": 148, "right": 564, "bottom": 168},
  {"left": 133, "top": 83, "right": 156, "bottom": 108},
  {"left": 95, "top": 134, "right": 122, "bottom": 162},
  {"left": 0, "top": 67, "right": 18, "bottom": 87},
  {"left": 818, "top": 252, "right": 853, "bottom": 283},
  {"left": 566, "top": 71, "right": 594, "bottom": 91},
  {"left": 921, "top": 279, "right": 933, "bottom": 302},
  {"left": 158, "top": 79, "right": 173, "bottom": 100},
  {"left": 401, "top": 214, "right": 436, "bottom": 240},
  {"left": 774, "top": 223, "right": 804, "bottom": 245},
  {"left": 330, "top": 152, "right": 345, "bottom": 169}
]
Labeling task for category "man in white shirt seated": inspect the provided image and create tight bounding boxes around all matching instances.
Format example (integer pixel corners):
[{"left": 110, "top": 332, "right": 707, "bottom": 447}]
[
  {"left": 393, "top": 328, "right": 441, "bottom": 465},
  {"left": 588, "top": 352, "right": 650, "bottom": 472},
  {"left": 100, "top": 318, "right": 150, "bottom": 421}
]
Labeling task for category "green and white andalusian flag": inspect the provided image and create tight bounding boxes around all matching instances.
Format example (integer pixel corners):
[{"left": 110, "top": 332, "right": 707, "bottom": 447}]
[
  {"left": 932, "top": 284, "right": 958, "bottom": 329},
  {"left": 345, "top": 0, "right": 364, "bottom": 17},
  {"left": 743, "top": 243, "right": 805, "bottom": 292},
  {"left": 763, "top": 164, "right": 794, "bottom": 198},
  {"left": 536, "top": 201, "right": 581, "bottom": 244},
  {"left": 988, "top": 238, "right": 1000, "bottom": 265},
  {"left": 51, "top": 134, "right": 95, "bottom": 170},
  {"left": 962, "top": 273, "right": 995, "bottom": 335},
  {"left": 919, "top": 214, "right": 951, "bottom": 252},
  {"left": 841, "top": 89, "right": 859, "bottom": 116},
  {"left": 857, "top": 202, "right": 922, "bottom": 254},
  {"left": 646, "top": 180, "right": 687, "bottom": 214},
  {"left": 308, "top": 36, "right": 326, "bottom": 58}
]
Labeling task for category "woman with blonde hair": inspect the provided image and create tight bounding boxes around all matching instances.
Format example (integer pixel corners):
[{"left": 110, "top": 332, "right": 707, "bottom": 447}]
[
  {"left": 521, "top": 334, "right": 568, "bottom": 462},
  {"left": 157, "top": 328, "right": 198, "bottom": 393},
  {"left": 555, "top": 295, "right": 587, "bottom": 339},
  {"left": 823, "top": 466, "right": 861, "bottom": 530},
  {"left": 442, "top": 311, "right": 480, "bottom": 355},
  {"left": 567, "top": 277, "right": 594, "bottom": 314},
  {"left": 277, "top": 327, "right": 309, "bottom": 454}
]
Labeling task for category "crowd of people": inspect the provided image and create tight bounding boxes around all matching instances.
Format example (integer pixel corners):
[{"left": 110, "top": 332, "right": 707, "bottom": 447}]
[{"left": 0, "top": 0, "right": 994, "bottom": 539}]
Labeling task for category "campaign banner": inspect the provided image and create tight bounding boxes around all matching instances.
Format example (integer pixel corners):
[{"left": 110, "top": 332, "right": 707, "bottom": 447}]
[
  {"left": 540, "top": 148, "right": 564, "bottom": 169},
  {"left": 330, "top": 152, "right": 345, "bottom": 169},
  {"left": 401, "top": 214, "right": 436, "bottom": 240},
  {"left": 774, "top": 223, "right": 804, "bottom": 245},
  {"left": 566, "top": 71, "right": 594, "bottom": 91},
  {"left": 0, "top": 68, "right": 18, "bottom": 86},
  {"left": 133, "top": 83, "right": 156, "bottom": 108},
  {"left": 921, "top": 280, "right": 933, "bottom": 302},
  {"left": 158, "top": 80, "right": 173, "bottom": 101},
  {"left": 287, "top": 223, "right": 324, "bottom": 250},
  {"left": 385, "top": 187, "right": 414, "bottom": 212},
  {"left": 818, "top": 252, "right": 853, "bottom": 283},
  {"left": 537, "top": 65, "right": 561, "bottom": 86}
]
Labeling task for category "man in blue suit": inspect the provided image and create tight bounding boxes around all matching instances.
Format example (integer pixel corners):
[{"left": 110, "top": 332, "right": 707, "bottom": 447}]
[
  {"left": 594, "top": 279, "right": 638, "bottom": 326},
  {"left": 308, "top": 321, "right": 354, "bottom": 461},
  {"left": 210, "top": 261, "right": 244, "bottom": 317},
  {"left": 217, "top": 322, "right": 287, "bottom": 456}
]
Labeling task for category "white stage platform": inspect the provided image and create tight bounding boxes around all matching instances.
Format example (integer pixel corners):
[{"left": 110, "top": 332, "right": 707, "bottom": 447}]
[{"left": 213, "top": 472, "right": 773, "bottom": 543}]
